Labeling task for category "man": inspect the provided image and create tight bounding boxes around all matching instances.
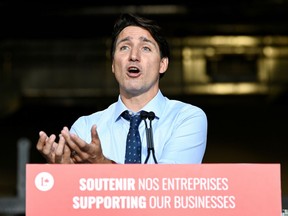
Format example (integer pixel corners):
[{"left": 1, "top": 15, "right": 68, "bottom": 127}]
[{"left": 36, "top": 13, "right": 207, "bottom": 164}]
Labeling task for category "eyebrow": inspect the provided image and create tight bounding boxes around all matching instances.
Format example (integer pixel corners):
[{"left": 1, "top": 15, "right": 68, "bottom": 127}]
[{"left": 116, "top": 36, "right": 157, "bottom": 48}]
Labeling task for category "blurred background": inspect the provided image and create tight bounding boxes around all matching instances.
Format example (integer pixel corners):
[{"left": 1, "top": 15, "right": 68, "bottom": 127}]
[{"left": 0, "top": 0, "right": 287, "bottom": 213}]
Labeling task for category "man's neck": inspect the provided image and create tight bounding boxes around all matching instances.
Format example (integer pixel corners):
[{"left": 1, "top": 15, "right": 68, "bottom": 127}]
[{"left": 120, "top": 89, "right": 159, "bottom": 112}]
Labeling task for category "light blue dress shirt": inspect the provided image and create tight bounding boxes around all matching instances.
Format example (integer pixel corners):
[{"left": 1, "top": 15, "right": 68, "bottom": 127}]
[{"left": 70, "top": 90, "right": 207, "bottom": 164}]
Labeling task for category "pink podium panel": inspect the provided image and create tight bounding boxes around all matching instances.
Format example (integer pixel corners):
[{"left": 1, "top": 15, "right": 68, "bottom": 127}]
[{"left": 26, "top": 163, "right": 281, "bottom": 216}]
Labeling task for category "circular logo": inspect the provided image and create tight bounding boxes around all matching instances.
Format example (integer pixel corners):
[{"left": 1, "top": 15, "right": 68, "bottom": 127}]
[{"left": 35, "top": 172, "right": 54, "bottom": 191}]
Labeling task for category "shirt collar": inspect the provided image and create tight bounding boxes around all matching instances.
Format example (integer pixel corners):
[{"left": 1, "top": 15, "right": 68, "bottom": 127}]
[
  {"left": 113, "top": 90, "right": 166, "bottom": 122},
  {"left": 141, "top": 90, "right": 165, "bottom": 120},
  {"left": 114, "top": 96, "right": 129, "bottom": 122}
]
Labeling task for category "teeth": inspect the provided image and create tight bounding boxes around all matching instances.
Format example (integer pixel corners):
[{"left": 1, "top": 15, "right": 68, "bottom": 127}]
[{"left": 128, "top": 67, "right": 139, "bottom": 73}]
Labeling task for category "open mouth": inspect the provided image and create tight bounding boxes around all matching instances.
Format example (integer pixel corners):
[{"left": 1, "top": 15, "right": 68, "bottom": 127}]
[{"left": 128, "top": 66, "right": 140, "bottom": 73}]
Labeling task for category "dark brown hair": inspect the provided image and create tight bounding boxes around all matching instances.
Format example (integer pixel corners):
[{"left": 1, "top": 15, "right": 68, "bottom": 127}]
[{"left": 110, "top": 13, "right": 170, "bottom": 64}]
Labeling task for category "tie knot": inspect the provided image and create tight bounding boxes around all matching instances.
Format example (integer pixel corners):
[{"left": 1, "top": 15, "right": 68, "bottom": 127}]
[{"left": 122, "top": 111, "right": 142, "bottom": 129}]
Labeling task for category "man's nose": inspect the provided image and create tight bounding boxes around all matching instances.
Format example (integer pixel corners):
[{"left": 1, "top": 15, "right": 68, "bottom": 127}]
[{"left": 129, "top": 48, "right": 140, "bottom": 61}]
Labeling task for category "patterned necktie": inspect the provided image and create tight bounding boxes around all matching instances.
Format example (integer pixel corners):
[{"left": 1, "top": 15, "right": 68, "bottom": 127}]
[{"left": 122, "top": 111, "right": 142, "bottom": 164}]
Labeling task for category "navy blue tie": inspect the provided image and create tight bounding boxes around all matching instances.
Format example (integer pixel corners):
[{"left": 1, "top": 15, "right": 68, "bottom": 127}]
[{"left": 122, "top": 111, "right": 142, "bottom": 164}]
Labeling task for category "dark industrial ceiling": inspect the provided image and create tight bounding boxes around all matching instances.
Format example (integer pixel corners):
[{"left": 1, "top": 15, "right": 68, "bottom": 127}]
[{"left": 1, "top": 0, "right": 288, "bottom": 39}]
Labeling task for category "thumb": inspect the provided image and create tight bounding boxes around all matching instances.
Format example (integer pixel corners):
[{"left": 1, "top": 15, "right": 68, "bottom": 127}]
[{"left": 91, "top": 125, "right": 99, "bottom": 144}]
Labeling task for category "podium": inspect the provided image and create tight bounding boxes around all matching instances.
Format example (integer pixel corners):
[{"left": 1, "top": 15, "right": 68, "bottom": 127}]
[{"left": 26, "top": 163, "right": 282, "bottom": 216}]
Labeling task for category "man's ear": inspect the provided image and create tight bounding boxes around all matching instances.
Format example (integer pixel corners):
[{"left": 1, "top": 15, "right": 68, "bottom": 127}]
[
  {"left": 112, "top": 60, "right": 115, "bottom": 73},
  {"left": 159, "top": 57, "right": 169, "bottom": 74}
]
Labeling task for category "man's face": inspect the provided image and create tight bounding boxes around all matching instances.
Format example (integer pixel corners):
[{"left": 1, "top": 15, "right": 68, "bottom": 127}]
[{"left": 112, "top": 26, "right": 168, "bottom": 98}]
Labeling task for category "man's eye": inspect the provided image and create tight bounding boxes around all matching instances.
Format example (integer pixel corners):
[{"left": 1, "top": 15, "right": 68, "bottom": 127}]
[
  {"left": 120, "top": 46, "right": 129, "bottom": 51},
  {"left": 143, "top": 46, "right": 151, "bottom": 51}
]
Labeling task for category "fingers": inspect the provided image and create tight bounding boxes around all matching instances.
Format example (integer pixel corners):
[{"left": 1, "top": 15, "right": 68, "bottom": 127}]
[
  {"left": 71, "top": 125, "right": 100, "bottom": 155},
  {"left": 36, "top": 131, "right": 48, "bottom": 152},
  {"left": 54, "top": 135, "right": 65, "bottom": 163},
  {"left": 37, "top": 130, "right": 74, "bottom": 164},
  {"left": 36, "top": 131, "right": 57, "bottom": 163},
  {"left": 62, "top": 126, "right": 90, "bottom": 153},
  {"left": 43, "top": 134, "right": 57, "bottom": 156},
  {"left": 61, "top": 127, "right": 81, "bottom": 153},
  {"left": 61, "top": 127, "right": 87, "bottom": 161},
  {"left": 71, "top": 153, "right": 83, "bottom": 163},
  {"left": 91, "top": 125, "right": 99, "bottom": 144},
  {"left": 90, "top": 125, "right": 104, "bottom": 159},
  {"left": 59, "top": 125, "right": 104, "bottom": 163},
  {"left": 37, "top": 126, "right": 108, "bottom": 164}
]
